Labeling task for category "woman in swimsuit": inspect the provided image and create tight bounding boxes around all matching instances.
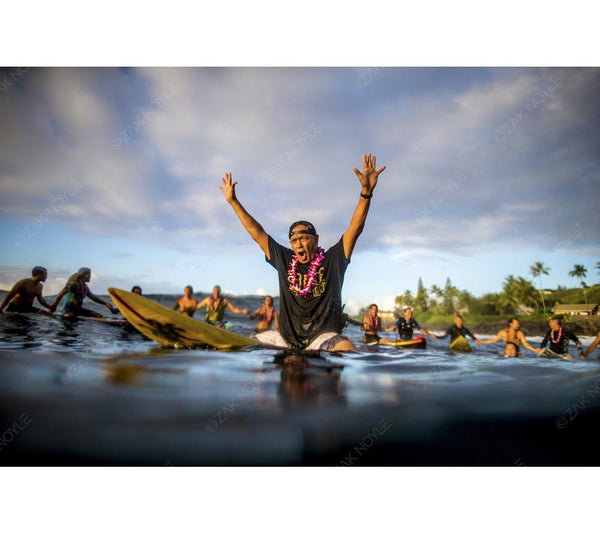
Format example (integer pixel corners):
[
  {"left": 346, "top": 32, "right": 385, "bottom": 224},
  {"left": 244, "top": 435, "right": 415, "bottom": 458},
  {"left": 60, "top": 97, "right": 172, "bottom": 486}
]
[
  {"left": 249, "top": 295, "right": 278, "bottom": 332},
  {"left": 173, "top": 285, "right": 199, "bottom": 317}
]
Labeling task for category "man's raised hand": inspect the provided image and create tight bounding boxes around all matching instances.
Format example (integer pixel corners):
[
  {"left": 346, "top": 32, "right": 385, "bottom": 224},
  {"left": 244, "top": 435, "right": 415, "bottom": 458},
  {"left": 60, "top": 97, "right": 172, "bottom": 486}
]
[
  {"left": 353, "top": 153, "right": 386, "bottom": 195},
  {"left": 219, "top": 172, "right": 238, "bottom": 204}
]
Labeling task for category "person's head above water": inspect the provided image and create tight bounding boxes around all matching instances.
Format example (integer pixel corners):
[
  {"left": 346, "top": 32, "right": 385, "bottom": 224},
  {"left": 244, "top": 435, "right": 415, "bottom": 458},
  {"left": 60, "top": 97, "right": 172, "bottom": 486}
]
[
  {"left": 212, "top": 285, "right": 222, "bottom": 298},
  {"left": 505, "top": 341, "right": 518, "bottom": 357},
  {"left": 455, "top": 313, "right": 464, "bottom": 327},
  {"left": 369, "top": 303, "right": 378, "bottom": 316},
  {"left": 77, "top": 267, "right": 91, "bottom": 282},
  {"left": 403, "top": 306, "right": 413, "bottom": 319},
  {"left": 184, "top": 285, "right": 193, "bottom": 297},
  {"left": 32, "top": 266, "right": 48, "bottom": 281},
  {"left": 507, "top": 317, "right": 520, "bottom": 330},
  {"left": 131, "top": 286, "right": 142, "bottom": 295},
  {"left": 549, "top": 316, "right": 562, "bottom": 329},
  {"left": 264, "top": 295, "right": 274, "bottom": 307},
  {"left": 289, "top": 221, "right": 319, "bottom": 264}
]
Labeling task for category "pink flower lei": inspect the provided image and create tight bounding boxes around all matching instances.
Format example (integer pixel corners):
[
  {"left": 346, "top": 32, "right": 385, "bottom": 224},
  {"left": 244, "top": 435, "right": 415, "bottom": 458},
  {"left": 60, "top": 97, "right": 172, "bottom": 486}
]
[{"left": 287, "top": 247, "right": 325, "bottom": 297}]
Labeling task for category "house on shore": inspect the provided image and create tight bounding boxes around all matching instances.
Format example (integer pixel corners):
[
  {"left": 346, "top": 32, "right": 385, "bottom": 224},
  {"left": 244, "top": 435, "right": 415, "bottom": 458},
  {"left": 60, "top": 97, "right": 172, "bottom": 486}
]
[{"left": 552, "top": 303, "right": 599, "bottom": 316}]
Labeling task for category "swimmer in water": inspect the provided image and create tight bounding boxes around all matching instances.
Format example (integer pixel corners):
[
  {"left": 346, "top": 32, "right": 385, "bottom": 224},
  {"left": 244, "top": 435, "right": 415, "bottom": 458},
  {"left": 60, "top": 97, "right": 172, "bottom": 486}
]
[
  {"left": 479, "top": 317, "right": 540, "bottom": 356},
  {"left": 0, "top": 266, "right": 55, "bottom": 315},
  {"left": 196, "top": 285, "right": 248, "bottom": 328},
  {"left": 173, "top": 285, "right": 199, "bottom": 317},
  {"left": 248, "top": 295, "right": 278, "bottom": 332}
]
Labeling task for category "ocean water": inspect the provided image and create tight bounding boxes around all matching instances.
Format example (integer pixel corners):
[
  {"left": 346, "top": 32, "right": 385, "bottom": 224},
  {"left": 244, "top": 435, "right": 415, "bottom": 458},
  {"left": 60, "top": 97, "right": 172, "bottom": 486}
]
[{"left": 1, "top": 294, "right": 599, "bottom": 466}]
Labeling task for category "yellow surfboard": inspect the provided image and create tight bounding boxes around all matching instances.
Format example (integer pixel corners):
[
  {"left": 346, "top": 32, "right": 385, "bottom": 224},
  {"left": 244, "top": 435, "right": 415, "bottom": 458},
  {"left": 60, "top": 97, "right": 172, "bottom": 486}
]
[
  {"left": 108, "top": 287, "right": 259, "bottom": 350},
  {"left": 449, "top": 335, "right": 472, "bottom": 353}
]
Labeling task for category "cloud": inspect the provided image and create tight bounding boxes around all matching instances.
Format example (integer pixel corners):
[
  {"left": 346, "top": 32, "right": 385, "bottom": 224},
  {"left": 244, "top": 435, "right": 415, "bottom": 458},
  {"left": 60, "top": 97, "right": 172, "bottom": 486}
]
[{"left": 1, "top": 67, "right": 599, "bottom": 263}]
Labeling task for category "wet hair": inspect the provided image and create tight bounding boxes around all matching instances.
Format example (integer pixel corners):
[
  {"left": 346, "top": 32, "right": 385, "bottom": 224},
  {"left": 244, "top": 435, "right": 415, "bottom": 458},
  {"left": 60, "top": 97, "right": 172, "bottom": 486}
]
[
  {"left": 32, "top": 266, "right": 47, "bottom": 277},
  {"left": 78, "top": 267, "right": 91, "bottom": 276},
  {"left": 131, "top": 286, "right": 142, "bottom": 294},
  {"left": 213, "top": 285, "right": 221, "bottom": 294},
  {"left": 185, "top": 285, "right": 193, "bottom": 293},
  {"left": 265, "top": 295, "right": 273, "bottom": 303},
  {"left": 455, "top": 313, "right": 463, "bottom": 320},
  {"left": 369, "top": 303, "right": 378, "bottom": 310},
  {"left": 549, "top": 315, "right": 562, "bottom": 325}
]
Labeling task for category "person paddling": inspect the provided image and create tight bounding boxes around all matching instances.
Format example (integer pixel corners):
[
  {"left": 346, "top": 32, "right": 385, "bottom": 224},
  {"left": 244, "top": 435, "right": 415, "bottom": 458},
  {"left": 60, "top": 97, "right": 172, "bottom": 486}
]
[
  {"left": 220, "top": 153, "right": 386, "bottom": 351},
  {"left": 196, "top": 285, "right": 248, "bottom": 328},
  {"left": 0, "top": 266, "right": 55, "bottom": 315}
]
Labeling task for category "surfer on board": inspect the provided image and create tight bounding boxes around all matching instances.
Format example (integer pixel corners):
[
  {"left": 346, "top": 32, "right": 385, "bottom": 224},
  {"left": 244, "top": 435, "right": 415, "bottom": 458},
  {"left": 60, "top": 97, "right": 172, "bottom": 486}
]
[
  {"left": 195, "top": 285, "right": 248, "bottom": 328},
  {"left": 220, "top": 153, "right": 386, "bottom": 351},
  {"left": 384, "top": 306, "right": 437, "bottom": 341},
  {"left": 361, "top": 303, "right": 392, "bottom": 344},
  {"left": 0, "top": 266, "right": 55, "bottom": 315},
  {"left": 52, "top": 267, "right": 119, "bottom": 318}
]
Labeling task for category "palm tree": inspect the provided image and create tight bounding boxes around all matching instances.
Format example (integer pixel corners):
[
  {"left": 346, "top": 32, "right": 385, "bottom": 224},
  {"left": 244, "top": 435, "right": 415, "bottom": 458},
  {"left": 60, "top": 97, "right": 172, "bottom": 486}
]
[
  {"left": 569, "top": 264, "right": 588, "bottom": 303},
  {"left": 530, "top": 261, "right": 550, "bottom": 314}
]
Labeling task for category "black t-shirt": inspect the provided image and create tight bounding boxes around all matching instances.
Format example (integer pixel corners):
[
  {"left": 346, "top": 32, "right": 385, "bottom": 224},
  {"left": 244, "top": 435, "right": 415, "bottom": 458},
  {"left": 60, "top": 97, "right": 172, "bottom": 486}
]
[
  {"left": 441, "top": 325, "right": 476, "bottom": 342},
  {"left": 266, "top": 235, "right": 349, "bottom": 349}
]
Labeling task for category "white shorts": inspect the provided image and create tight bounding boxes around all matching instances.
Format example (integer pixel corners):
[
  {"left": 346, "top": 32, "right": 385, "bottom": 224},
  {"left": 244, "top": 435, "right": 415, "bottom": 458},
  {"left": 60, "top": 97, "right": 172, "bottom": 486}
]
[{"left": 255, "top": 330, "right": 349, "bottom": 351}]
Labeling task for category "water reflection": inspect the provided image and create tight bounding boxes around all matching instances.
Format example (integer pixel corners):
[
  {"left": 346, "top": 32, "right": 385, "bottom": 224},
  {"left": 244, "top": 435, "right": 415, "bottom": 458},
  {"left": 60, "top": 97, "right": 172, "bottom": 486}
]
[{"left": 271, "top": 351, "right": 347, "bottom": 408}]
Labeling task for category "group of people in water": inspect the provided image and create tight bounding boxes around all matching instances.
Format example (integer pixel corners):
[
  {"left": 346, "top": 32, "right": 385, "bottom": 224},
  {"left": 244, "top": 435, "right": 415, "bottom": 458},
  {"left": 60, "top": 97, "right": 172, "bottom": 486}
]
[
  {"left": 360, "top": 303, "right": 599, "bottom": 359},
  {"left": 173, "top": 284, "right": 278, "bottom": 332},
  {"left": 2, "top": 154, "right": 599, "bottom": 359}
]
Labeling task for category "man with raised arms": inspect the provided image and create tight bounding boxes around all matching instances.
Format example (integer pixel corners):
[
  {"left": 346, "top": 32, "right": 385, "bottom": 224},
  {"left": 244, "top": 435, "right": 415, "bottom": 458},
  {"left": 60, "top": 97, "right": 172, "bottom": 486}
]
[
  {"left": 220, "top": 153, "right": 386, "bottom": 351},
  {"left": 0, "top": 266, "right": 55, "bottom": 314},
  {"left": 195, "top": 285, "right": 248, "bottom": 328},
  {"left": 479, "top": 317, "right": 540, "bottom": 356}
]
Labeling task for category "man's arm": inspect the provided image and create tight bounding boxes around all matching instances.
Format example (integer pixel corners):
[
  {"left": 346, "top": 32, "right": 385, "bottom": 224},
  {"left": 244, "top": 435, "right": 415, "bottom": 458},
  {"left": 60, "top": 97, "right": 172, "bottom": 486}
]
[
  {"left": 34, "top": 284, "right": 53, "bottom": 311},
  {"left": 479, "top": 330, "right": 505, "bottom": 345},
  {"left": 88, "top": 289, "right": 118, "bottom": 314},
  {"left": 567, "top": 330, "right": 584, "bottom": 357},
  {"left": 195, "top": 297, "right": 210, "bottom": 310},
  {"left": 342, "top": 154, "right": 386, "bottom": 260},
  {"left": 584, "top": 333, "right": 600, "bottom": 358},
  {"left": 224, "top": 298, "right": 248, "bottom": 315},
  {"left": 518, "top": 332, "right": 540, "bottom": 354},
  {"left": 220, "top": 172, "right": 270, "bottom": 259}
]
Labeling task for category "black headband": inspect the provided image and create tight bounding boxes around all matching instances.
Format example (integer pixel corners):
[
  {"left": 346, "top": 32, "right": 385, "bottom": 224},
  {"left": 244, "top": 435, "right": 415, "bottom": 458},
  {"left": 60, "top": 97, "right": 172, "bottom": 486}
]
[{"left": 288, "top": 220, "right": 317, "bottom": 238}]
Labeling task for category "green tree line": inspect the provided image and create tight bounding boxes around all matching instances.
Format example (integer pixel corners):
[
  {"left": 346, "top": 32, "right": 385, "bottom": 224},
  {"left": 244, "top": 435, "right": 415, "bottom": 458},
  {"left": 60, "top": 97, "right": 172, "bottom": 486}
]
[{"left": 357, "top": 262, "right": 599, "bottom": 319}]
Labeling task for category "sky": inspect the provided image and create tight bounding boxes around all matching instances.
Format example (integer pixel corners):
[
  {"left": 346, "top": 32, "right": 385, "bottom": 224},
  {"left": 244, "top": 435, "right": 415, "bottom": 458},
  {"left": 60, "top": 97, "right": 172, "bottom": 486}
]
[{"left": 1, "top": 67, "right": 599, "bottom": 314}]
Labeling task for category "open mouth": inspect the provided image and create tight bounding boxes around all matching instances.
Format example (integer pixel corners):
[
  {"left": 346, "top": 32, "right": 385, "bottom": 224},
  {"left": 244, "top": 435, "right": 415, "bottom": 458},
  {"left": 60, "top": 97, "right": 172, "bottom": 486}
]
[{"left": 296, "top": 249, "right": 308, "bottom": 263}]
